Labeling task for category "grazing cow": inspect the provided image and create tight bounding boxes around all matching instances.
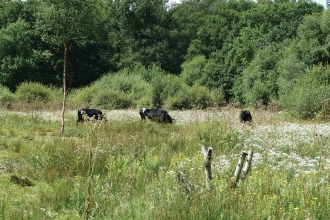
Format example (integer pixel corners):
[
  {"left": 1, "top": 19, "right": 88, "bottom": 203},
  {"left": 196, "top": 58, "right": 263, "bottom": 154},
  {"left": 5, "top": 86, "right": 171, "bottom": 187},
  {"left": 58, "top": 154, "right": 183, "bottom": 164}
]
[
  {"left": 139, "top": 108, "right": 174, "bottom": 123},
  {"left": 239, "top": 110, "right": 252, "bottom": 123},
  {"left": 77, "top": 108, "right": 106, "bottom": 125}
]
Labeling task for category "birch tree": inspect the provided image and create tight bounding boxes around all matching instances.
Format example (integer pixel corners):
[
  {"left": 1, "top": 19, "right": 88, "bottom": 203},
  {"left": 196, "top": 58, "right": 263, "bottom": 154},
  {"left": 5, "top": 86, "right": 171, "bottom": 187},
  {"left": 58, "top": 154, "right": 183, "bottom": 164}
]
[{"left": 36, "top": 0, "right": 95, "bottom": 133}]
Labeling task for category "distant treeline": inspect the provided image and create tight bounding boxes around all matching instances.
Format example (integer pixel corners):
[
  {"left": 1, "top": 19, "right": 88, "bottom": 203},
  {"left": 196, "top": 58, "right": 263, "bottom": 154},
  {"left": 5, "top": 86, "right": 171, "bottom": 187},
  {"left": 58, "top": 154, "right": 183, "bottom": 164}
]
[{"left": 1, "top": 0, "right": 330, "bottom": 118}]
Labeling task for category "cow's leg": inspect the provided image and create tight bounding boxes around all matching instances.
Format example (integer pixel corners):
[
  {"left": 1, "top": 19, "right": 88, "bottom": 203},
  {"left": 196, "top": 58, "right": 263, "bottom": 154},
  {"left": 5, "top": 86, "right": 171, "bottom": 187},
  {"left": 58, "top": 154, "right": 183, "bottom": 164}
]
[{"left": 77, "top": 110, "right": 83, "bottom": 125}]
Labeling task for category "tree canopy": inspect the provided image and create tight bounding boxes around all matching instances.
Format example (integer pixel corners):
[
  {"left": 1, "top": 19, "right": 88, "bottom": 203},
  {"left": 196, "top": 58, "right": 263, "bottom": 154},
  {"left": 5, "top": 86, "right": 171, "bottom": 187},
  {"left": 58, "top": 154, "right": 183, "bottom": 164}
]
[{"left": 0, "top": 0, "right": 328, "bottom": 112}]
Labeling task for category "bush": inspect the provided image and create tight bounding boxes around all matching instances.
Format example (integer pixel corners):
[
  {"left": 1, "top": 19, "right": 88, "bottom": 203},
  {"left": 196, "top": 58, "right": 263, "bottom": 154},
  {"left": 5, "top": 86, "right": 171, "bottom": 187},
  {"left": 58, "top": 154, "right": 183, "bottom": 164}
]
[
  {"left": 151, "top": 74, "right": 185, "bottom": 109},
  {"left": 72, "top": 86, "right": 100, "bottom": 106},
  {"left": 165, "top": 84, "right": 220, "bottom": 110},
  {"left": 277, "top": 53, "right": 307, "bottom": 99},
  {"left": 150, "top": 75, "right": 164, "bottom": 108},
  {"left": 164, "top": 86, "right": 190, "bottom": 109},
  {"left": 15, "top": 82, "right": 53, "bottom": 103},
  {"left": 187, "top": 84, "right": 214, "bottom": 109},
  {"left": 318, "top": 98, "right": 330, "bottom": 120},
  {"left": 129, "top": 78, "right": 152, "bottom": 103},
  {"left": 281, "top": 65, "right": 330, "bottom": 119},
  {"left": 91, "top": 89, "right": 133, "bottom": 109},
  {"left": 181, "top": 55, "right": 207, "bottom": 87},
  {"left": 0, "top": 85, "right": 16, "bottom": 103},
  {"left": 93, "top": 72, "right": 155, "bottom": 108},
  {"left": 244, "top": 80, "right": 269, "bottom": 106},
  {"left": 131, "top": 64, "right": 164, "bottom": 82},
  {"left": 210, "top": 87, "right": 226, "bottom": 107}
]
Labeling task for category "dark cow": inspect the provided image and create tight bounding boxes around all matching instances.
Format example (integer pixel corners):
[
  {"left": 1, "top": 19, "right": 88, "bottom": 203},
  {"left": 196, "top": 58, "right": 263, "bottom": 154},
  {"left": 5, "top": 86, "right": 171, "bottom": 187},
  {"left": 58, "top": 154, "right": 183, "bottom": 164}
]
[
  {"left": 77, "top": 108, "right": 106, "bottom": 125},
  {"left": 139, "top": 108, "right": 174, "bottom": 123},
  {"left": 239, "top": 110, "right": 252, "bottom": 123}
]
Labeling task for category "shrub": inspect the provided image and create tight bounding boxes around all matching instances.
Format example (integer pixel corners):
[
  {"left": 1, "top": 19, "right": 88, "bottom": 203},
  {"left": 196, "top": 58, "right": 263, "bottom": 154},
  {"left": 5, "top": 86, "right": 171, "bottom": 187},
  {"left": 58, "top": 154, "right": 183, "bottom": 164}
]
[
  {"left": 164, "top": 86, "right": 190, "bottom": 109},
  {"left": 181, "top": 55, "right": 207, "bottom": 87},
  {"left": 93, "top": 72, "right": 154, "bottom": 107},
  {"left": 15, "top": 82, "right": 53, "bottom": 103},
  {"left": 187, "top": 84, "right": 214, "bottom": 109},
  {"left": 151, "top": 74, "right": 185, "bottom": 109},
  {"left": 91, "top": 89, "right": 133, "bottom": 109},
  {"left": 131, "top": 64, "right": 164, "bottom": 82},
  {"left": 0, "top": 85, "right": 16, "bottom": 104},
  {"left": 318, "top": 98, "right": 330, "bottom": 120},
  {"left": 281, "top": 65, "right": 330, "bottom": 119},
  {"left": 277, "top": 53, "right": 307, "bottom": 99},
  {"left": 244, "top": 80, "right": 269, "bottom": 106},
  {"left": 165, "top": 84, "right": 219, "bottom": 109},
  {"left": 137, "top": 96, "right": 152, "bottom": 108},
  {"left": 210, "top": 87, "right": 226, "bottom": 107},
  {"left": 129, "top": 77, "right": 151, "bottom": 102},
  {"left": 72, "top": 86, "right": 100, "bottom": 106},
  {"left": 150, "top": 75, "right": 164, "bottom": 108}
]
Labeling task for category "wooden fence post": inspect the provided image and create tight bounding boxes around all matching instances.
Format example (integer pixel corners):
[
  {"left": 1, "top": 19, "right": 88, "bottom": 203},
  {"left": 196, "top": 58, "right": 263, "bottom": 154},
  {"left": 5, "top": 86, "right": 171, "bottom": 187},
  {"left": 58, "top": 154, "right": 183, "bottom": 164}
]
[
  {"left": 242, "top": 150, "right": 253, "bottom": 179},
  {"left": 231, "top": 151, "right": 248, "bottom": 189},
  {"left": 202, "top": 146, "right": 213, "bottom": 188},
  {"left": 177, "top": 171, "right": 192, "bottom": 194}
]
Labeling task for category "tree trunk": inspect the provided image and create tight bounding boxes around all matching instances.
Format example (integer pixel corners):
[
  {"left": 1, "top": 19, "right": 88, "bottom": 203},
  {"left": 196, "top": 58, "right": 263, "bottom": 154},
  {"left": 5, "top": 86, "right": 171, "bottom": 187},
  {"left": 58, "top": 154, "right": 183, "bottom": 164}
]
[{"left": 60, "top": 40, "right": 68, "bottom": 133}]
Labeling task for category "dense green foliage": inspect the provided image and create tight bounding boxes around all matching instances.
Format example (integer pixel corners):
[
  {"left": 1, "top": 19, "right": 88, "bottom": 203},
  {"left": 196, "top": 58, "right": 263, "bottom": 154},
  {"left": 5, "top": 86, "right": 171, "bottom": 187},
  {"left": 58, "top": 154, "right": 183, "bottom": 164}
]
[{"left": 1, "top": 0, "right": 330, "bottom": 118}]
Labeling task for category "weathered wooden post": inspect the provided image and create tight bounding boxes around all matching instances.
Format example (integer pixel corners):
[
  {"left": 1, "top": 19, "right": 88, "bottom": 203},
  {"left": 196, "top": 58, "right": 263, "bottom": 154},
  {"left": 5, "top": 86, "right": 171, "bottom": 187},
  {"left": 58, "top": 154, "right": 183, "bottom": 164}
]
[
  {"left": 177, "top": 171, "right": 192, "bottom": 194},
  {"left": 231, "top": 151, "right": 248, "bottom": 189},
  {"left": 242, "top": 150, "right": 253, "bottom": 179},
  {"left": 202, "top": 146, "right": 213, "bottom": 188}
]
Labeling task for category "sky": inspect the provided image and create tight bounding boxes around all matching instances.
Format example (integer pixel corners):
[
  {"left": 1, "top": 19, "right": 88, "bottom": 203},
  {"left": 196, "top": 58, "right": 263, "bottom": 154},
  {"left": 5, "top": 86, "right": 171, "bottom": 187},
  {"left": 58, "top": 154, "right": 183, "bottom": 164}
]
[
  {"left": 169, "top": 0, "right": 327, "bottom": 9},
  {"left": 313, "top": 0, "right": 328, "bottom": 8}
]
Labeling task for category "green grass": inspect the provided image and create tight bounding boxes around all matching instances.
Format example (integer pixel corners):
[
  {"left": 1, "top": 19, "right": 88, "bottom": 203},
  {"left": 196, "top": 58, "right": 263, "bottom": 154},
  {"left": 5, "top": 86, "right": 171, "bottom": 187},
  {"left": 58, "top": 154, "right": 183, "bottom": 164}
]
[{"left": 0, "top": 108, "right": 330, "bottom": 219}]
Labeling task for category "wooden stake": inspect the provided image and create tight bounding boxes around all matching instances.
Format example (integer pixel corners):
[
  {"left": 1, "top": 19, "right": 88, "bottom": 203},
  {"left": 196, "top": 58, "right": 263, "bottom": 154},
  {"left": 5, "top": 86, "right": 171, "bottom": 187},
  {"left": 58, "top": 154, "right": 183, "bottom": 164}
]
[
  {"left": 242, "top": 150, "right": 253, "bottom": 179},
  {"left": 232, "top": 151, "right": 248, "bottom": 189},
  {"left": 177, "top": 171, "right": 192, "bottom": 194},
  {"left": 202, "top": 146, "right": 213, "bottom": 188}
]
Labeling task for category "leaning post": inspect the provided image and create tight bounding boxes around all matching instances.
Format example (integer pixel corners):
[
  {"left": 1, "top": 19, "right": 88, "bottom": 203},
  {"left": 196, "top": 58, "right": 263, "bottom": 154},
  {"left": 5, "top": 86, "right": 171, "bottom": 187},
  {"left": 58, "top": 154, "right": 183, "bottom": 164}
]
[
  {"left": 202, "top": 146, "right": 213, "bottom": 188},
  {"left": 177, "top": 171, "right": 192, "bottom": 194},
  {"left": 231, "top": 151, "right": 248, "bottom": 189},
  {"left": 242, "top": 150, "right": 253, "bottom": 179}
]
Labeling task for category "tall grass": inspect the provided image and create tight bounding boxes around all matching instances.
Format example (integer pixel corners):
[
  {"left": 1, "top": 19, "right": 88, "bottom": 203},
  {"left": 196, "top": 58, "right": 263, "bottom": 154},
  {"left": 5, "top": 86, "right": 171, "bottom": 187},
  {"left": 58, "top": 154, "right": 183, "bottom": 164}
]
[{"left": 0, "top": 108, "right": 330, "bottom": 219}]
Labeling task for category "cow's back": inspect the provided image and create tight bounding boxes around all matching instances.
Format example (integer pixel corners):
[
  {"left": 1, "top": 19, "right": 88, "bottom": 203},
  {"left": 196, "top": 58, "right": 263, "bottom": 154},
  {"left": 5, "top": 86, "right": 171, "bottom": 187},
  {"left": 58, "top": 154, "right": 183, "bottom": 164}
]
[
  {"left": 77, "top": 108, "right": 105, "bottom": 125},
  {"left": 140, "top": 108, "right": 174, "bottom": 123},
  {"left": 239, "top": 110, "right": 252, "bottom": 123}
]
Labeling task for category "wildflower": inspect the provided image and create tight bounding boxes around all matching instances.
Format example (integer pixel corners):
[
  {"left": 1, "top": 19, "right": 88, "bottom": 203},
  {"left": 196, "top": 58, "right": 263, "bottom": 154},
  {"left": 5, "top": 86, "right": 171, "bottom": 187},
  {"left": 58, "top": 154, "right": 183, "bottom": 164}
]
[{"left": 293, "top": 207, "right": 299, "bottom": 211}]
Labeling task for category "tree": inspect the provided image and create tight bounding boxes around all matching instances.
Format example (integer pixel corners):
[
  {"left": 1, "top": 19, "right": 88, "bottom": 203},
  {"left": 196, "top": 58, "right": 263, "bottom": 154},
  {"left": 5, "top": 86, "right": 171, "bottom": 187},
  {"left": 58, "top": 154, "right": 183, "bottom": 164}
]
[
  {"left": 36, "top": 0, "right": 96, "bottom": 133},
  {"left": 0, "top": 0, "right": 24, "bottom": 28},
  {"left": 0, "top": 19, "right": 34, "bottom": 91}
]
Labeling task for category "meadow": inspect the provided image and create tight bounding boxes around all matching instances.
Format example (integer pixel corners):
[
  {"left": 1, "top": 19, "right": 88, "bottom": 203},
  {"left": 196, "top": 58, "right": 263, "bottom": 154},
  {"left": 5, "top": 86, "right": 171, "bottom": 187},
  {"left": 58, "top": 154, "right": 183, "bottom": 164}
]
[{"left": 0, "top": 107, "right": 329, "bottom": 219}]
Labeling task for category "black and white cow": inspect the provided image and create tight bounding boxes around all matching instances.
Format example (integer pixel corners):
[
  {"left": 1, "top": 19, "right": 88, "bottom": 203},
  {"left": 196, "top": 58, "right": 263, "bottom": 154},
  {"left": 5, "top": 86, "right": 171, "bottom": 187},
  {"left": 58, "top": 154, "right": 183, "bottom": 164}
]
[
  {"left": 239, "top": 110, "right": 252, "bottom": 123},
  {"left": 139, "top": 108, "right": 174, "bottom": 123},
  {"left": 77, "top": 108, "right": 106, "bottom": 125}
]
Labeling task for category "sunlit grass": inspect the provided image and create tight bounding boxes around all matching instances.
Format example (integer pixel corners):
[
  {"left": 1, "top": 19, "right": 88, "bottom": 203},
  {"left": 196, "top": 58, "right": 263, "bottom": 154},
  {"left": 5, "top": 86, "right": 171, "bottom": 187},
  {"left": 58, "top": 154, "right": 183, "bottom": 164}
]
[{"left": 0, "top": 107, "right": 330, "bottom": 219}]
